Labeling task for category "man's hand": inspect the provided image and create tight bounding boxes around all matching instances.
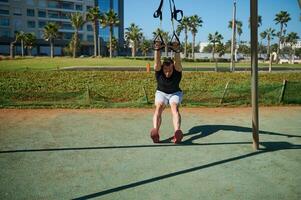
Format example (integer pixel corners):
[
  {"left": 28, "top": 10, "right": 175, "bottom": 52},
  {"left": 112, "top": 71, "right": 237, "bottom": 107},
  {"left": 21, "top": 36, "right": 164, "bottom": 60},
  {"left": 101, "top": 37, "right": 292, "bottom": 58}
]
[
  {"left": 154, "top": 40, "right": 165, "bottom": 51},
  {"left": 168, "top": 41, "right": 181, "bottom": 53}
]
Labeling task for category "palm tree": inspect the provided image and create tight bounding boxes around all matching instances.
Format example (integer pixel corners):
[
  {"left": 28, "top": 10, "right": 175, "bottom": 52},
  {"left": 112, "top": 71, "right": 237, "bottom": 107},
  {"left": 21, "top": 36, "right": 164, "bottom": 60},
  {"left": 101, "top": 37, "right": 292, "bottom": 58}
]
[
  {"left": 43, "top": 22, "right": 59, "bottom": 58},
  {"left": 208, "top": 31, "right": 224, "bottom": 71},
  {"left": 106, "top": 36, "right": 118, "bottom": 55},
  {"left": 125, "top": 23, "right": 143, "bottom": 57},
  {"left": 176, "top": 16, "right": 190, "bottom": 58},
  {"left": 260, "top": 28, "right": 276, "bottom": 59},
  {"left": 189, "top": 15, "right": 203, "bottom": 60},
  {"left": 24, "top": 33, "right": 36, "bottom": 56},
  {"left": 17, "top": 31, "right": 26, "bottom": 57},
  {"left": 70, "top": 12, "right": 85, "bottom": 58},
  {"left": 285, "top": 32, "right": 300, "bottom": 63},
  {"left": 10, "top": 31, "right": 21, "bottom": 59},
  {"left": 152, "top": 28, "right": 170, "bottom": 56},
  {"left": 228, "top": 20, "right": 243, "bottom": 41},
  {"left": 100, "top": 9, "right": 120, "bottom": 58},
  {"left": 141, "top": 39, "right": 151, "bottom": 57},
  {"left": 274, "top": 11, "right": 291, "bottom": 63},
  {"left": 86, "top": 7, "right": 101, "bottom": 57}
]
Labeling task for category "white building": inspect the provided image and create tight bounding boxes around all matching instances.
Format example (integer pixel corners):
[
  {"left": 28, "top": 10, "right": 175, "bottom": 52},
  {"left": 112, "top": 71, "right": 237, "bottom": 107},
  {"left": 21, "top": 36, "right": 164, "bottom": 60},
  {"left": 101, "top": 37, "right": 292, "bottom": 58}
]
[{"left": 199, "top": 41, "right": 210, "bottom": 52}]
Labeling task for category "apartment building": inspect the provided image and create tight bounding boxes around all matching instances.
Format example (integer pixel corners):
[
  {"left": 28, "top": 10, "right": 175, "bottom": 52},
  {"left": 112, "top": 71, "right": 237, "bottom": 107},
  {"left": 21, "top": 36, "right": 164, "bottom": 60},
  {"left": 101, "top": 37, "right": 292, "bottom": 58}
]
[{"left": 0, "top": 0, "right": 124, "bottom": 56}]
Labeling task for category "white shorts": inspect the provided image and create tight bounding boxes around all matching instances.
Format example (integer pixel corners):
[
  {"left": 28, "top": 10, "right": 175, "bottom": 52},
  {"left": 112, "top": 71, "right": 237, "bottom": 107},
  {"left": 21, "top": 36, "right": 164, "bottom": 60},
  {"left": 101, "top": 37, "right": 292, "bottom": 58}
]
[{"left": 155, "top": 90, "right": 183, "bottom": 105}]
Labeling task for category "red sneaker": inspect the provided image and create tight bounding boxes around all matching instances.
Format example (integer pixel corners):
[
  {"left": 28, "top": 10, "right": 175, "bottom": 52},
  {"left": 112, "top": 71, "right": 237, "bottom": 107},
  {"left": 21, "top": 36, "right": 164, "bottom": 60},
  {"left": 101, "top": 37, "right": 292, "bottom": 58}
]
[
  {"left": 173, "top": 130, "right": 183, "bottom": 144},
  {"left": 150, "top": 128, "right": 160, "bottom": 143}
]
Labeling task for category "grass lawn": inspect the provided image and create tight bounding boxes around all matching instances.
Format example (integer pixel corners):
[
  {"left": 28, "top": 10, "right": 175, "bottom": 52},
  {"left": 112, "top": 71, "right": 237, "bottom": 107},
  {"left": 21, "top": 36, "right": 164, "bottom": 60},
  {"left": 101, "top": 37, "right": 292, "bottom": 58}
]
[
  {"left": 0, "top": 56, "right": 300, "bottom": 71},
  {"left": 1, "top": 71, "right": 301, "bottom": 108}
]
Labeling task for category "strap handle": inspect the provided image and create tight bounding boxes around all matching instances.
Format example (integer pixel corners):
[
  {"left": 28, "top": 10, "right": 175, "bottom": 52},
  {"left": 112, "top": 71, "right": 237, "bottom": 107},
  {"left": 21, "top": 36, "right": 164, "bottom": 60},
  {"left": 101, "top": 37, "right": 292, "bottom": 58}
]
[
  {"left": 153, "top": 33, "right": 165, "bottom": 51},
  {"left": 168, "top": 31, "right": 181, "bottom": 53}
]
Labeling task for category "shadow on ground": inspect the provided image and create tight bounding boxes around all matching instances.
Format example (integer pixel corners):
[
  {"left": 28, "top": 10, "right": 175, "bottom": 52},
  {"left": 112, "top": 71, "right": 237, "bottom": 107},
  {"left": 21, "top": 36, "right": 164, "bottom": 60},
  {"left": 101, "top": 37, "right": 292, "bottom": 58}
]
[{"left": 1, "top": 125, "right": 300, "bottom": 200}]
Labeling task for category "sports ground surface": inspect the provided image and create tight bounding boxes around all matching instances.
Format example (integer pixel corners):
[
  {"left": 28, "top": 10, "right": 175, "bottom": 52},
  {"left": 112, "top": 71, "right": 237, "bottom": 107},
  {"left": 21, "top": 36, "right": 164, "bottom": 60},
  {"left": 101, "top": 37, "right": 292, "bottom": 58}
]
[{"left": 0, "top": 107, "right": 300, "bottom": 199}]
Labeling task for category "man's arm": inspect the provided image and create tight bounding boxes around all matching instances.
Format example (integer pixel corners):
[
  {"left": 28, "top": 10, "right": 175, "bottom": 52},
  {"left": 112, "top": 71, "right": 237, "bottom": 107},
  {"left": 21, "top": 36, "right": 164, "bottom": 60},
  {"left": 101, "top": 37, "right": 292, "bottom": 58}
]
[
  {"left": 174, "top": 52, "right": 182, "bottom": 72},
  {"left": 154, "top": 48, "right": 161, "bottom": 71},
  {"left": 171, "top": 42, "right": 182, "bottom": 72}
]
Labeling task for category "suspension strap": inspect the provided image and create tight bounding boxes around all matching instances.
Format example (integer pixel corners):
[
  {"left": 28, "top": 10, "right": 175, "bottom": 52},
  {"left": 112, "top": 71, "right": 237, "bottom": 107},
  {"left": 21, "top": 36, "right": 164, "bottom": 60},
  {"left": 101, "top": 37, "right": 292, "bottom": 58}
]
[
  {"left": 153, "top": 0, "right": 164, "bottom": 21},
  {"left": 168, "top": 0, "right": 182, "bottom": 52}
]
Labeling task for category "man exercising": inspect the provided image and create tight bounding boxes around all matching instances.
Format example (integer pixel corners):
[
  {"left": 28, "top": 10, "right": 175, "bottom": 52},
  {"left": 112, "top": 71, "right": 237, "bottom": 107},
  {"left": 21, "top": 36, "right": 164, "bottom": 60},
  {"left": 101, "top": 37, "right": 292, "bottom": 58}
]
[{"left": 150, "top": 41, "right": 183, "bottom": 144}]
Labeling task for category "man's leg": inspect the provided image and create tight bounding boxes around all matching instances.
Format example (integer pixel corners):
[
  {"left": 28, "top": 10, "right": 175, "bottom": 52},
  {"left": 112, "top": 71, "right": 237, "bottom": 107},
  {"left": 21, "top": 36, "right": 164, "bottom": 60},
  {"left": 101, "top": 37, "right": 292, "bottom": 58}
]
[
  {"left": 153, "top": 103, "right": 165, "bottom": 131},
  {"left": 170, "top": 103, "right": 181, "bottom": 131},
  {"left": 169, "top": 92, "right": 183, "bottom": 143}
]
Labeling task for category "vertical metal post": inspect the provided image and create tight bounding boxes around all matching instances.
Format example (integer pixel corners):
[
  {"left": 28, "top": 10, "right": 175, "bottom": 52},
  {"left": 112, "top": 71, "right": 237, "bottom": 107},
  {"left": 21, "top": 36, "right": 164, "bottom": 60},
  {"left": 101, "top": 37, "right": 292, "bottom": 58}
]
[
  {"left": 230, "top": 0, "right": 237, "bottom": 72},
  {"left": 251, "top": 0, "right": 259, "bottom": 150}
]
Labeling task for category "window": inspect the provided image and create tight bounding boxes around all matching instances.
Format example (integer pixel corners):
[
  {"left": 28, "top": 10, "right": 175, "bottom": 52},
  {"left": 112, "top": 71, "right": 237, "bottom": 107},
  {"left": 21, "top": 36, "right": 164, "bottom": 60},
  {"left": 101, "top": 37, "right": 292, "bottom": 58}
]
[
  {"left": 0, "top": 9, "right": 9, "bottom": 15},
  {"left": 63, "top": 32, "right": 72, "bottom": 40},
  {"left": 61, "top": 2, "right": 74, "bottom": 10},
  {"left": 38, "top": 0, "right": 46, "bottom": 8},
  {"left": 114, "top": 27, "right": 119, "bottom": 39},
  {"left": 0, "top": 29, "right": 9, "bottom": 37},
  {"left": 27, "top": 9, "right": 35, "bottom": 17},
  {"left": 98, "top": 0, "right": 110, "bottom": 13},
  {"left": 86, "top": 6, "right": 92, "bottom": 11},
  {"left": 113, "top": 0, "right": 119, "bottom": 13},
  {"left": 13, "top": 18, "right": 22, "bottom": 30},
  {"left": 38, "top": 10, "right": 46, "bottom": 18},
  {"left": 87, "top": 35, "right": 93, "bottom": 42},
  {"left": 75, "top": 4, "right": 83, "bottom": 11},
  {"left": 48, "top": 10, "right": 59, "bottom": 19},
  {"left": 26, "top": 0, "right": 34, "bottom": 5},
  {"left": 61, "top": 22, "right": 72, "bottom": 30},
  {"left": 87, "top": 24, "right": 93, "bottom": 31},
  {"left": 38, "top": 21, "right": 46, "bottom": 28},
  {"left": 61, "top": 12, "right": 70, "bottom": 19},
  {"left": 48, "top": 1, "right": 58, "bottom": 9},
  {"left": 13, "top": 8, "right": 22, "bottom": 16},
  {"left": 27, "top": 20, "right": 36, "bottom": 28},
  {"left": 0, "top": 18, "right": 9, "bottom": 26}
]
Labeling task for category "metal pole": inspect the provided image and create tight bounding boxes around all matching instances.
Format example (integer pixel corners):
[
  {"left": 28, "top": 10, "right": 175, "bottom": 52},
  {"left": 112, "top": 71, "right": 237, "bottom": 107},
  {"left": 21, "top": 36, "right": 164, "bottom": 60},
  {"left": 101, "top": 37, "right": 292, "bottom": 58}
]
[
  {"left": 251, "top": 0, "right": 259, "bottom": 150},
  {"left": 230, "top": 0, "right": 237, "bottom": 72}
]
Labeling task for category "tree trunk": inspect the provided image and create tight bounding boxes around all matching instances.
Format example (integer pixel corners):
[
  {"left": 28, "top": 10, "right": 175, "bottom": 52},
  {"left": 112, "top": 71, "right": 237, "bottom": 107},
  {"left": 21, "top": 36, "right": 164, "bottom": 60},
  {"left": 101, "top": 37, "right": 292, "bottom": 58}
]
[
  {"left": 28, "top": 47, "right": 32, "bottom": 56},
  {"left": 10, "top": 43, "right": 15, "bottom": 59},
  {"left": 192, "top": 33, "right": 195, "bottom": 60},
  {"left": 267, "top": 37, "right": 270, "bottom": 60},
  {"left": 276, "top": 24, "right": 283, "bottom": 64},
  {"left": 73, "top": 31, "right": 78, "bottom": 58},
  {"left": 109, "top": 26, "right": 113, "bottom": 58},
  {"left": 132, "top": 43, "right": 136, "bottom": 57},
  {"left": 50, "top": 39, "right": 54, "bottom": 58},
  {"left": 93, "top": 21, "right": 98, "bottom": 57},
  {"left": 21, "top": 40, "right": 24, "bottom": 57},
  {"left": 212, "top": 44, "right": 215, "bottom": 61},
  {"left": 292, "top": 47, "right": 295, "bottom": 64},
  {"left": 184, "top": 29, "right": 188, "bottom": 58}
]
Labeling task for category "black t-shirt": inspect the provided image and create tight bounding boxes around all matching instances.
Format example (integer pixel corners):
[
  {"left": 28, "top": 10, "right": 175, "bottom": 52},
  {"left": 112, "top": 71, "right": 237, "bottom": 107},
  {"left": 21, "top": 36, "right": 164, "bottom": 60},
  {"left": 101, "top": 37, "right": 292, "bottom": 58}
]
[{"left": 155, "top": 68, "right": 182, "bottom": 94}]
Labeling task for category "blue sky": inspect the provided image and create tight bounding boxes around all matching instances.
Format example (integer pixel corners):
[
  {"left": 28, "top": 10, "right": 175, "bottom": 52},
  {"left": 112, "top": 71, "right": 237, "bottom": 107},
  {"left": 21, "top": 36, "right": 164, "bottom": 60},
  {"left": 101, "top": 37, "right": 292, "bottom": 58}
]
[{"left": 124, "top": 0, "right": 301, "bottom": 44}]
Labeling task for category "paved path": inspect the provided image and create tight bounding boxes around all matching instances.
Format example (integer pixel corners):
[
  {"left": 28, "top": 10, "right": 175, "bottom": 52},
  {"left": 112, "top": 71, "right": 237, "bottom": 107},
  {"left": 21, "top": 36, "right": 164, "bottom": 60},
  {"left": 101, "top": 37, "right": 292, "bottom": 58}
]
[
  {"left": 0, "top": 107, "right": 300, "bottom": 199},
  {"left": 61, "top": 66, "right": 301, "bottom": 72}
]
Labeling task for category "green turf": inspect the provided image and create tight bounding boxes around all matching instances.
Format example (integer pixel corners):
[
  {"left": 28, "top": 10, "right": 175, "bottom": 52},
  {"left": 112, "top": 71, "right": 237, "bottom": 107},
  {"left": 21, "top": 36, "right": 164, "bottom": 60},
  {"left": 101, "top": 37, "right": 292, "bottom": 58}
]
[{"left": 0, "top": 57, "right": 300, "bottom": 71}]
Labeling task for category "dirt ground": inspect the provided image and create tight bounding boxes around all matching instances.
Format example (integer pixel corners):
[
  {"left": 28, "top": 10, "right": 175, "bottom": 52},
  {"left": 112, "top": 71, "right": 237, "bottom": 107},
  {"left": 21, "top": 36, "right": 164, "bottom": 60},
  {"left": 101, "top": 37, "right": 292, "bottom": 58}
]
[{"left": 0, "top": 107, "right": 300, "bottom": 200}]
